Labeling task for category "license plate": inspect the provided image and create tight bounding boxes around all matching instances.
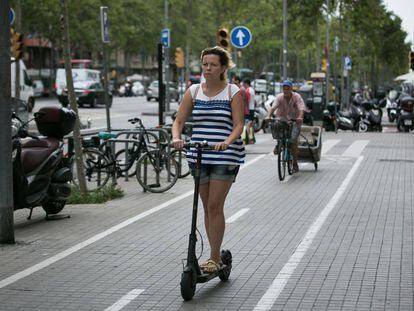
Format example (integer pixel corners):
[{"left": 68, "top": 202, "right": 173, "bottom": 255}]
[{"left": 404, "top": 119, "right": 412, "bottom": 126}]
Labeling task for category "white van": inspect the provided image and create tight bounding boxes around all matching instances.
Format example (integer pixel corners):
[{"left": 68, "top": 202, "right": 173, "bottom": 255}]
[
  {"left": 11, "top": 58, "right": 35, "bottom": 112},
  {"left": 55, "top": 68, "right": 101, "bottom": 97}
]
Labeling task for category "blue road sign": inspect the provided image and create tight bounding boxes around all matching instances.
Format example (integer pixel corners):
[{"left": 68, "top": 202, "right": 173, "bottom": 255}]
[
  {"left": 10, "top": 8, "right": 15, "bottom": 25},
  {"left": 344, "top": 56, "right": 352, "bottom": 70},
  {"left": 100, "top": 7, "right": 110, "bottom": 43},
  {"left": 230, "top": 26, "right": 252, "bottom": 49},
  {"left": 161, "top": 29, "right": 170, "bottom": 48}
]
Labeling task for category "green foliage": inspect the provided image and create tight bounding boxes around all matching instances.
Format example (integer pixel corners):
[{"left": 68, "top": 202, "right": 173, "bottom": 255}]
[
  {"left": 10, "top": 0, "right": 412, "bottom": 85},
  {"left": 67, "top": 185, "right": 124, "bottom": 204}
]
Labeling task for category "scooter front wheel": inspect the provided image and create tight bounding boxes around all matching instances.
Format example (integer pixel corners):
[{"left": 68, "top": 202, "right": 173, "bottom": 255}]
[{"left": 180, "top": 269, "right": 196, "bottom": 301}]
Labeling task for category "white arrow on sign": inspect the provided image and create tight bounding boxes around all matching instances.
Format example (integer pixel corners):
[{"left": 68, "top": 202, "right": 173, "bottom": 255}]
[{"left": 236, "top": 30, "right": 245, "bottom": 46}]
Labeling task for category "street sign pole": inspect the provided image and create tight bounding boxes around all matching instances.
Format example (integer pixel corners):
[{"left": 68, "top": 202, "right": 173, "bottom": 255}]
[
  {"left": 0, "top": 0, "right": 15, "bottom": 244},
  {"left": 158, "top": 43, "right": 165, "bottom": 126},
  {"left": 100, "top": 6, "right": 111, "bottom": 132},
  {"left": 164, "top": 0, "right": 170, "bottom": 112}
]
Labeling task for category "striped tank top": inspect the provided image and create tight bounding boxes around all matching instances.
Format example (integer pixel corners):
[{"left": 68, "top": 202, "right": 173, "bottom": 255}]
[{"left": 187, "top": 83, "right": 245, "bottom": 165}]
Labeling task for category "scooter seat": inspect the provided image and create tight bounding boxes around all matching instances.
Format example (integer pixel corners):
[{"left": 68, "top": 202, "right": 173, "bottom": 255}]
[
  {"left": 337, "top": 110, "right": 353, "bottom": 118},
  {"left": 21, "top": 138, "right": 60, "bottom": 174}
]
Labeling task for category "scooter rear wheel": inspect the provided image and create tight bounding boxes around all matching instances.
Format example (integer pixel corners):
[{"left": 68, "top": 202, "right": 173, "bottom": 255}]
[
  {"left": 219, "top": 250, "right": 233, "bottom": 281},
  {"left": 180, "top": 269, "right": 196, "bottom": 301}
]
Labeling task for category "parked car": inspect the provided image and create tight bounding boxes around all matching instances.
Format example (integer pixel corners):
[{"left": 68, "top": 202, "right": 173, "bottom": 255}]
[
  {"left": 11, "top": 58, "right": 35, "bottom": 112},
  {"left": 58, "top": 80, "right": 112, "bottom": 108},
  {"left": 55, "top": 68, "right": 101, "bottom": 96},
  {"left": 132, "top": 81, "right": 145, "bottom": 96},
  {"left": 146, "top": 80, "right": 179, "bottom": 102},
  {"left": 32, "top": 80, "right": 45, "bottom": 97}
]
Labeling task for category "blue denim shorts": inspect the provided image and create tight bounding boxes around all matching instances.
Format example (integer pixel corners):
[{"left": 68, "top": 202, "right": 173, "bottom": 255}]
[{"left": 189, "top": 163, "right": 240, "bottom": 184}]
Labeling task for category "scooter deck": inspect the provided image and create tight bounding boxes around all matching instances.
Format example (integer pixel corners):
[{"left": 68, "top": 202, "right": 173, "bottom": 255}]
[{"left": 197, "top": 264, "right": 230, "bottom": 283}]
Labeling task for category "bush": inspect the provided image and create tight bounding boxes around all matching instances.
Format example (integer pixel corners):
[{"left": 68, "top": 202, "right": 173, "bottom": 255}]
[{"left": 67, "top": 185, "right": 124, "bottom": 204}]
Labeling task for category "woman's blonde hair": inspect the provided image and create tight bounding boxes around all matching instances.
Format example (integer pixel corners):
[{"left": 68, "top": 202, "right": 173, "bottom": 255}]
[{"left": 200, "top": 46, "right": 234, "bottom": 81}]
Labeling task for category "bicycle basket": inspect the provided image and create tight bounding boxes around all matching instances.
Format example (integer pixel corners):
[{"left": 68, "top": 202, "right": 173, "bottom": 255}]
[{"left": 270, "top": 120, "right": 290, "bottom": 140}]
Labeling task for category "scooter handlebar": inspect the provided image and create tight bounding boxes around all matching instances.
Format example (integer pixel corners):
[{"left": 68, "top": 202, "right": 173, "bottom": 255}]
[{"left": 170, "top": 140, "right": 215, "bottom": 150}]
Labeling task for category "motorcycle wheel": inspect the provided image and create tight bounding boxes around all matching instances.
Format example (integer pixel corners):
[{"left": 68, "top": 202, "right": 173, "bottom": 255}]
[
  {"left": 253, "top": 117, "right": 261, "bottom": 133},
  {"left": 357, "top": 122, "right": 368, "bottom": 133},
  {"left": 42, "top": 199, "right": 66, "bottom": 215}
]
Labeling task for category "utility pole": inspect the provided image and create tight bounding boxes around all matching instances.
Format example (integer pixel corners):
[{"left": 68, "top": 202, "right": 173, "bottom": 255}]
[
  {"left": 0, "top": 0, "right": 15, "bottom": 243},
  {"left": 185, "top": 0, "right": 192, "bottom": 83},
  {"left": 14, "top": 0, "right": 21, "bottom": 102},
  {"left": 59, "top": 0, "right": 87, "bottom": 194},
  {"left": 325, "top": 0, "right": 330, "bottom": 108},
  {"left": 339, "top": 0, "right": 345, "bottom": 109},
  {"left": 346, "top": 15, "right": 350, "bottom": 108},
  {"left": 282, "top": 0, "right": 288, "bottom": 80},
  {"left": 100, "top": 6, "right": 111, "bottom": 132},
  {"left": 164, "top": 0, "right": 170, "bottom": 111}
]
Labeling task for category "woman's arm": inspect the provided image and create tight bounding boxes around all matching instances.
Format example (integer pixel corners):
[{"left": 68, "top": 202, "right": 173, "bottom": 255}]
[{"left": 171, "top": 90, "right": 193, "bottom": 149}]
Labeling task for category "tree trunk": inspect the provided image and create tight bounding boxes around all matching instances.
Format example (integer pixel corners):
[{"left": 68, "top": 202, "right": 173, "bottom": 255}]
[{"left": 59, "top": 0, "right": 87, "bottom": 194}]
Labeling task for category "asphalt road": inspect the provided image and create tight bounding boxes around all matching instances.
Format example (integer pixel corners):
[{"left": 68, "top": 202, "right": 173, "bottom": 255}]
[{"left": 32, "top": 95, "right": 180, "bottom": 130}]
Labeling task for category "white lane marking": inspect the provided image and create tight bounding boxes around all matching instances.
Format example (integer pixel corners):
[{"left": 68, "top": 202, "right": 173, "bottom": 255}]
[
  {"left": 0, "top": 154, "right": 266, "bottom": 289},
  {"left": 104, "top": 289, "right": 144, "bottom": 311},
  {"left": 254, "top": 156, "right": 364, "bottom": 311},
  {"left": 226, "top": 208, "right": 249, "bottom": 223},
  {"left": 321, "top": 139, "right": 340, "bottom": 155},
  {"left": 342, "top": 140, "right": 369, "bottom": 158}
]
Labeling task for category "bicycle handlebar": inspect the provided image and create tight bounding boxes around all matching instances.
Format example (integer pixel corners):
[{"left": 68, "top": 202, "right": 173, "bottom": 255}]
[{"left": 127, "top": 117, "right": 144, "bottom": 127}]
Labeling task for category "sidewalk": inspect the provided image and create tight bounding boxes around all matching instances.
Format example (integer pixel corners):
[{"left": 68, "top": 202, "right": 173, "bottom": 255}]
[{"left": 1, "top": 130, "right": 413, "bottom": 310}]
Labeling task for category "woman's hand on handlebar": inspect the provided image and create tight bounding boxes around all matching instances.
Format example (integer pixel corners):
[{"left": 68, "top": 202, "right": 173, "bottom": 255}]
[
  {"left": 214, "top": 141, "right": 229, "bottom": 151},
  {"left": 172, "top": 138, "right": 184, "bottom": 150}
]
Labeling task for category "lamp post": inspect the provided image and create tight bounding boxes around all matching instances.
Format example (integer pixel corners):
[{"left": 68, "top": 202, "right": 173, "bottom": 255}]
[{"left": 282, "top": 0, "right": 288, "bottom": 80}]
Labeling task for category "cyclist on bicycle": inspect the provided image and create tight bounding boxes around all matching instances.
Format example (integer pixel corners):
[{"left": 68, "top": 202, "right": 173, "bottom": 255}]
[{"left": 266, "top": 80, "right": 305, "bottom": 173}]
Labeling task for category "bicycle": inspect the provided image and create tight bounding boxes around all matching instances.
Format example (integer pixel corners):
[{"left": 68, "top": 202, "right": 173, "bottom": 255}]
[
  {"left": 71, "top": 118, "right": 179, "bottom": 193},
  {"left": 270, "top": 119, "right": 295, "bottom": 181}
]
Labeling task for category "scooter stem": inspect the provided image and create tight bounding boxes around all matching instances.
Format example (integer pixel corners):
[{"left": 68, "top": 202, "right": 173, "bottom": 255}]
[{"left": 187, "top": 146, "right": 203, "bottom": 265}]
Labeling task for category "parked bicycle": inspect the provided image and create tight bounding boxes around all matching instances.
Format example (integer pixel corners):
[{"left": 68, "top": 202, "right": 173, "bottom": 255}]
[{"left": 71, "top": 118, "right": 179, "bottom": 193}]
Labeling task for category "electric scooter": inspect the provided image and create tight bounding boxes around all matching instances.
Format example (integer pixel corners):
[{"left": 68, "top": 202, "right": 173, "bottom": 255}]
[{"left": 180, "top": 141, "right": 233, "bottom": 301}]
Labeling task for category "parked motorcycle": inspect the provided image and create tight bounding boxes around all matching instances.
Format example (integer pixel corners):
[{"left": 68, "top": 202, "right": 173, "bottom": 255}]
[
  {"left": 322, "top": 101, "right": 340, "bottom": 131},
  {"left": 12, "top": 106, "right": 76, "bottom": 219},
  {"left": 396, "top": 96, "right": 414, "bottom": 132},
  {"left": 386, "top": 90, "right": 399, "bottom": 123},
  {"left": 324, "top": 100, "right": 365, "bottom": 132},
  {"left": 359, "top": 99, "right": 383, "bottom": 132}
]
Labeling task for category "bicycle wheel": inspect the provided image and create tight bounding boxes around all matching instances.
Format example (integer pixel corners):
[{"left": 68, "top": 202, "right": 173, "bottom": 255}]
[
  {"left": 71, "top": 148, "right": 111, "bottom": 191},
  {"left": 135, "top": 150, "right": 178, "bottom": 193},
  {"left": 170, "top": 149, "right": 190, "bottom": 178},
  {"left": 115, "top": 148, "right": 139, "bottom": 177},
  {"left": 277, "top": 143, "right": 286, "bottom": 181}
]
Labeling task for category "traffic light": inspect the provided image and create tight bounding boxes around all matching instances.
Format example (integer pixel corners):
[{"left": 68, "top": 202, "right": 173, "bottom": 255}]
[
  {"left": 410, "top": 51, "right": 414, "bottom": 71},
  {"left": 217, "top": 27, "right": 231, "bottom": 51},
  {"left": 321, "top": 58, "right": 327, "bottom": 72},
  {"left": 175, "top": 47, "right": 185, "bottom": 68},
  {"left": 10, "top": 28, "right": 24, "bottom": 59}
]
